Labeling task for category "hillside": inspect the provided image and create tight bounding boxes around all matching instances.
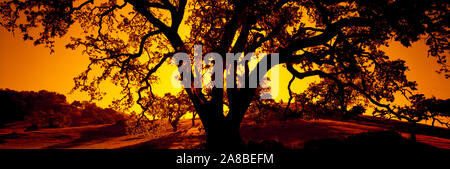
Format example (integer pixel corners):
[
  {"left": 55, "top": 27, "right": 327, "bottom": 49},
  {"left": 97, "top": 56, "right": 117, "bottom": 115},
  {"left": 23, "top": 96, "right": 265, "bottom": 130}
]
[{"left": 0, "top": 117, "right": 448, "bottom": 149}]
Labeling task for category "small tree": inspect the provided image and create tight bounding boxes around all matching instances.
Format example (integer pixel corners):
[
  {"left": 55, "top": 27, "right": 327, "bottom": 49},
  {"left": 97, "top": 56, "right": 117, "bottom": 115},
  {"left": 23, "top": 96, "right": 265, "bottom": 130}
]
[{"left": 161, "top": 91, "right": 194, "bottom": 131}]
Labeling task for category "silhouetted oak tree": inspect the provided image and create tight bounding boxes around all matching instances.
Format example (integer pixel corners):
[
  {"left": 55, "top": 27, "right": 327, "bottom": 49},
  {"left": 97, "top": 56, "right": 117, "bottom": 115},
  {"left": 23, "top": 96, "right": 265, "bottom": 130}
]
[{"left": 1, "top": 0, "right": 448, "bottom": 149}]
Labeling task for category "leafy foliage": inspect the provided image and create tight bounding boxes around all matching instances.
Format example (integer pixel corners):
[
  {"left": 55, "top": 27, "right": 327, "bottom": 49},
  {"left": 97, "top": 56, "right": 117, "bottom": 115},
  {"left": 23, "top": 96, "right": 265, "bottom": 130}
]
[{"left": 1, "top": 0, "right": 449, "bottom": 147}]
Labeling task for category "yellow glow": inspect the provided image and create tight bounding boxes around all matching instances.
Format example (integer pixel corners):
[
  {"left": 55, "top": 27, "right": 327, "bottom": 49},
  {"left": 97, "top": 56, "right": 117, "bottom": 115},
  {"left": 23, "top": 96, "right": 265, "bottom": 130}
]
[{"left": 0, "top": 3, "right": 448, "bottom": 118}]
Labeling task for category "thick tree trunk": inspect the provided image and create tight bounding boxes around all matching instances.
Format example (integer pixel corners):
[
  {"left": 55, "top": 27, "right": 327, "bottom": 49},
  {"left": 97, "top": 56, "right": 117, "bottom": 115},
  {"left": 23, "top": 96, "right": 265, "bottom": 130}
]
[
  {"left": 196, "top": 103, "right": 247, "bottom": 150},
  {"left": 189, "top": 86, "right": 254, "bottom": 150},
  {"left": 204, "top": 121, "right": 244, "bottom": 150}
]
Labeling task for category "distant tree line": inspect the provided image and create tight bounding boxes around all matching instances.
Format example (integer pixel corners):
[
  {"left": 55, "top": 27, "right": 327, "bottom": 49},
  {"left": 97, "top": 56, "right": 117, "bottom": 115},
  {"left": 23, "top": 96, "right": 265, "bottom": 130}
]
[{"left": 0, "top": 89, "right": 125, "bottom": 129}]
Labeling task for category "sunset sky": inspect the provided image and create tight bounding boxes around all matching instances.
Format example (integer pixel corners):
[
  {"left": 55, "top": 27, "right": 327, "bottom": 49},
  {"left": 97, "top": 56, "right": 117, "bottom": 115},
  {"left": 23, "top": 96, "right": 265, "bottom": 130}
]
[{"left": 1, "top": 22, "right": 449, "bottom": 112}]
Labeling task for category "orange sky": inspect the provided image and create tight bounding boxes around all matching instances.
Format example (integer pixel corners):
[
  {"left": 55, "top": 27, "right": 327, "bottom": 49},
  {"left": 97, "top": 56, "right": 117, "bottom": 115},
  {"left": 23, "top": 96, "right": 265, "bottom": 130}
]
[{"left": 1, "top": 23, "right": 449, "bottom": 112}]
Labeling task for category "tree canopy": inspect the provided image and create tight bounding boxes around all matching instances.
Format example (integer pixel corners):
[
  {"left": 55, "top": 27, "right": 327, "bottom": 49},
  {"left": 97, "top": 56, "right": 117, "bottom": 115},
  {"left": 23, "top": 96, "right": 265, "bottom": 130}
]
[{"left": 1, "top": 0, "right": 448, "bottom": 149}]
